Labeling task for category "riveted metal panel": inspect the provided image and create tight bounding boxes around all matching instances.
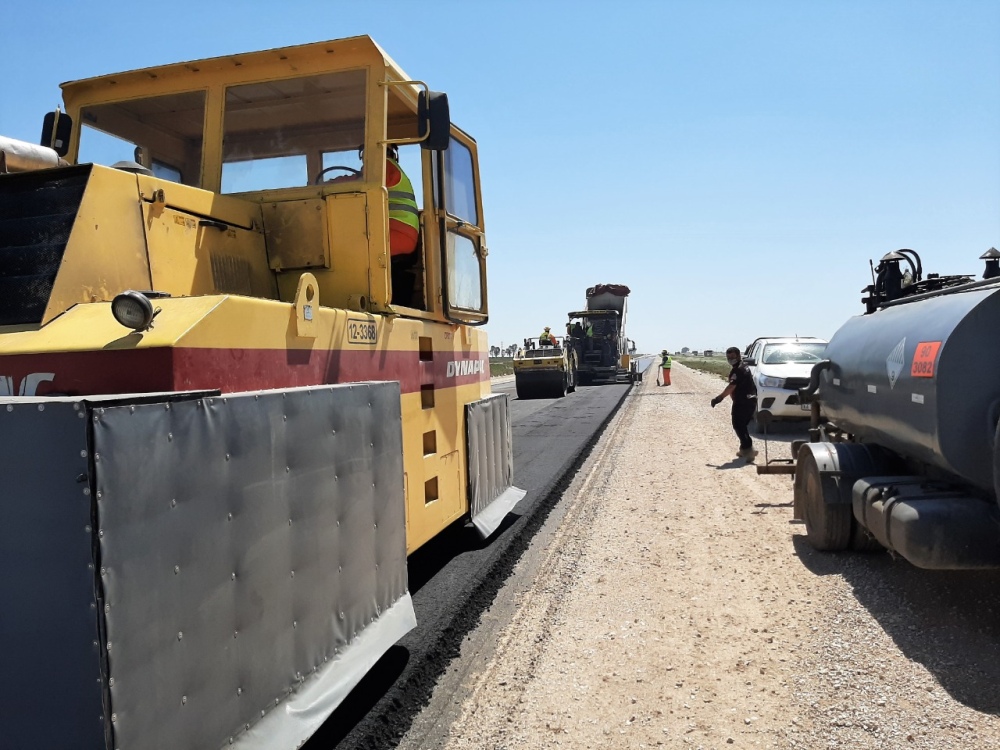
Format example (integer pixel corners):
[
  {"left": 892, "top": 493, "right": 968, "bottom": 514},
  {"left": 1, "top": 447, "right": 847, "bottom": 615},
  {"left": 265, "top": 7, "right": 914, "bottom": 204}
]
[
  {"left": 0, "top": 398, "right": 107, "bottom": 749},
  {"left": 91, "top": 383, "right": 409, "bottom": 750},
  {"left": 466, "top": 393, "right": 525, "bottom": 538}
]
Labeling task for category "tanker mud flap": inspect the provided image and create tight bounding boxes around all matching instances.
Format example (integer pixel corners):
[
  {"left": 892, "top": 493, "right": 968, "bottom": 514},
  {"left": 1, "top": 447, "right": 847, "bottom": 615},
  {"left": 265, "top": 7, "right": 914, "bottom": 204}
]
[
  {"left": 1, "top": 384, "right": 415, "bottom": 750},
  {"left": 466, "top": 393, "right": 527, "bottom": 538}
]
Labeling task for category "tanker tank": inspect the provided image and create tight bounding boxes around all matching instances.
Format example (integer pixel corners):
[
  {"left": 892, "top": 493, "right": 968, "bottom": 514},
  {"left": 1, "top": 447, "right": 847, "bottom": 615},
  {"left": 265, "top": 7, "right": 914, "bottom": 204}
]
[
  {"left": 775, "top": 248, "right": 1000, "bottom": 569},
  {"left": 819, "top": 283, "right": 1000, "bottom": 495}
]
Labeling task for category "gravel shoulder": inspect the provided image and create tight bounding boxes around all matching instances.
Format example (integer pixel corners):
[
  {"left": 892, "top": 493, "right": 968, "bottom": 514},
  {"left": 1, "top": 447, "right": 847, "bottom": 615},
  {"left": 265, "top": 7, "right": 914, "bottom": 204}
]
[{"left": 399, "top": 363, "right": 1000, "bottom": 749}]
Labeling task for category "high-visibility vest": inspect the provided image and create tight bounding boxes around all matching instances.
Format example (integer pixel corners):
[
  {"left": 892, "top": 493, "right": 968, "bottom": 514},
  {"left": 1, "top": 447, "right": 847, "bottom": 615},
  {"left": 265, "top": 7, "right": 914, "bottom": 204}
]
[
  {"left": 585, "top": 324, "right": 593, "bottom": 337},
  {"left": 661, "top": 355, "right": 672, "bottom": 369},
  {"left": 540, "top": 332, "right": 554, "bottom": 343},
  {"left": 387, "top": 157, "right": 419, "bottom": 232}
]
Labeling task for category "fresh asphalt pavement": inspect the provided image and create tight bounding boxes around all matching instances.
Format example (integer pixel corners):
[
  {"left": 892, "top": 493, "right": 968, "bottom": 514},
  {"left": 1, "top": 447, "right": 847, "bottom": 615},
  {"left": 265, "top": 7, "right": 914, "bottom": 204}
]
[{"left": 305, "top": 364, "right": 652, "bottom": 749}]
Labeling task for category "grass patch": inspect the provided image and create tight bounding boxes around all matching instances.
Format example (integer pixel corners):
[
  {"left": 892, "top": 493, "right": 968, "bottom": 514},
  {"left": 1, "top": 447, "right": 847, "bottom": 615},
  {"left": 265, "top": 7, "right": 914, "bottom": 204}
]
[
  {"left": 490, "top": 357, "right": 514, "bottom": 377},
  {"left": 675, "top": 356, "right": 731, "bottom": 379}
]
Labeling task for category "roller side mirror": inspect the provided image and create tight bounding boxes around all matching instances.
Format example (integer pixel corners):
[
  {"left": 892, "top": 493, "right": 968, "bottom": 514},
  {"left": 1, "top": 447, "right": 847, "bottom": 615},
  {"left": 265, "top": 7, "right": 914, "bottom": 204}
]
[
  {"left": 41, "top": 111, "right": 73, "bottom": 157},
  {"left": 418, "top": 91, "right": 450, "bottom": 151}
]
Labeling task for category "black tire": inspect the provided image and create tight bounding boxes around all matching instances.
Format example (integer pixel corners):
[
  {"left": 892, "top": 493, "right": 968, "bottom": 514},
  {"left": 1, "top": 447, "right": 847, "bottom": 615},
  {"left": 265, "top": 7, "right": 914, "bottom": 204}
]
[
  {"left": 555, "top": 376, "right": 567, "bottom": 398},
  {"left": 753, "top": 413, "right": 767, "bottom": 434},
  {"left": 994, "top": 419, "right": 1000, "bottom": 506},
  {"left": 567, "top": 368, "right": 576, "bottom": 394},
  {"left": 795, "top": 447, "right": 852, "bottom": 551}
]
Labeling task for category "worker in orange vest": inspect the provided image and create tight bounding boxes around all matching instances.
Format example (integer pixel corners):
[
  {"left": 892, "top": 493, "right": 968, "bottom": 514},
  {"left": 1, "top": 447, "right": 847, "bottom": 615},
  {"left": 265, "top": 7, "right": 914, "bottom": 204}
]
[
  {"left": 385, "top": 145, "right": 420, "bottom": 304},
  {"left": 658, "top": 350, "right": 672, "bottom": 386},
  {"left": 386, "top": 144, "right": 419, "bottom": 257}
]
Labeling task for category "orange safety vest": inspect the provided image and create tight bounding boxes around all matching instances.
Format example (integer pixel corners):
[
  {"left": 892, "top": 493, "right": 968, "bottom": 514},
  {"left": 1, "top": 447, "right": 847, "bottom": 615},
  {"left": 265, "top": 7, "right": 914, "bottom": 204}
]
[{"left": 387, "top": 157, "right": 419, "bottom": 256}]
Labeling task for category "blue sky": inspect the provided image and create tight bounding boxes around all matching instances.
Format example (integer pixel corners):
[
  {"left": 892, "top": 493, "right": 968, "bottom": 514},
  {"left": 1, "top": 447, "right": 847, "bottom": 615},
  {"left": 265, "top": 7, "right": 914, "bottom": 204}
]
[{"left": 2, "top": 0, "right": 997, "bottom": 353}]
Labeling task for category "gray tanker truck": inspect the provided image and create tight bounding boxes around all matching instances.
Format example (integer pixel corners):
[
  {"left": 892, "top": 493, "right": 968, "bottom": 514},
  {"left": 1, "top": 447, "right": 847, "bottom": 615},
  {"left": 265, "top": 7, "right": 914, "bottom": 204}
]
[{"left": 771, "top": 247, "right": 1000, "bottom": 569}]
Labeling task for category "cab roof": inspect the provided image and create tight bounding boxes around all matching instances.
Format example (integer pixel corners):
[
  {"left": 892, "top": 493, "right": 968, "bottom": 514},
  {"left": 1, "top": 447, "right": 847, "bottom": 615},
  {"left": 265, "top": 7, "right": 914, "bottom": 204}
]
[{"left": 61, "top": 36, "right": 411, "bottom": 105}]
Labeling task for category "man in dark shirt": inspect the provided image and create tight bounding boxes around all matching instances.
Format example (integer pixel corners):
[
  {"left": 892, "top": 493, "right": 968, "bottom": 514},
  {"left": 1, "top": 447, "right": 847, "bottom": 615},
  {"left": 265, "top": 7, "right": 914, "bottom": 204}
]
[{"left": 711, "top": 346, "right": 758, "bottom": 461}]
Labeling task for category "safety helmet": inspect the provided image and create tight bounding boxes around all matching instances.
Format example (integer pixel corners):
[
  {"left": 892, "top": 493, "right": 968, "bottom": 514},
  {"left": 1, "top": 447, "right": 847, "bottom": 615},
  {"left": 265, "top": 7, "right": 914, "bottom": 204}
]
[
  {"left": 544, "top": 326, "right": 551, "bottom": 331},
  {"left": 661, "top": 349, "right": 668, "bottom": 355}
]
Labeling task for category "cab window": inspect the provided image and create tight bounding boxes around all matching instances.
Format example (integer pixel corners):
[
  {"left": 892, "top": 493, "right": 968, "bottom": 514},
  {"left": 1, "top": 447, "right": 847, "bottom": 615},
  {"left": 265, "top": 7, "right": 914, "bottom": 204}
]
[
  {"left": 435, "top": 136, "right": 485, "bottom": 316},
  {"left": 221, "top": 69, "right": 366, "bottom": 193},
  {"left": 443, "top": 139, "right": 478, "bottom": 225},
  {"left": 447, "top": 233, "right": 483, "bottom": 310},
  {"left": 78, "top": 90, "right": 206, "bottom": 186}
]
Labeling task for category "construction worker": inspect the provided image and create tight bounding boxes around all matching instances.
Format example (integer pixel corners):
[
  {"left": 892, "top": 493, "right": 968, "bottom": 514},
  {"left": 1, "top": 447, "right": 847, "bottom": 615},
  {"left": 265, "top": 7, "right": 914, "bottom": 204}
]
[
  {"left": 711, "top": 347, "right": 758, "bottom": 461},
  {"left": 386, "top": 144, "right": 420, "bottom": 304},
  {"left": 386, "top": 144, "right": 419, "bottom": 256},
  {"left": 538, "top": 327, "right": 557, "bottom": 346},
  {"left": 657, "top": 349, "right": 672, "bottom": 386},
  {"left": 329, "top": 144, "right": 419, "bottom": 305}
]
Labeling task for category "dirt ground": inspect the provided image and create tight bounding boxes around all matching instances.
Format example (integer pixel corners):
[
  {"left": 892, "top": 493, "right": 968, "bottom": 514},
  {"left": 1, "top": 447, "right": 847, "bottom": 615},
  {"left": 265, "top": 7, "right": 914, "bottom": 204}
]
[{"left": 400, "top": 363, "right": 1000, "bottom": 749}]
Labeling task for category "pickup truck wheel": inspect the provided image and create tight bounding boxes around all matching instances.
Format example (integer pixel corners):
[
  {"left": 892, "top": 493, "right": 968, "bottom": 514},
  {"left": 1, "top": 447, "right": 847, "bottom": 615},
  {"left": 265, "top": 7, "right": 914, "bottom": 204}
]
[{"left": 753, "top": 412, "right": 770, "bottom": 435}]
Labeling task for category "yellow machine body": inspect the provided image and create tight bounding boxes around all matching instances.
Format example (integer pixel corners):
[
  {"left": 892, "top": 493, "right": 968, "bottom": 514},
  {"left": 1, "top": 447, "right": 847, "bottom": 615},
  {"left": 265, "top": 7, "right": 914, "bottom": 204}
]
[
  {"left": 512, "top": 336, "right": 577, "bottom": 399},
  {"left": 0, "top": 36, "right": 496, "bottom": 553}
]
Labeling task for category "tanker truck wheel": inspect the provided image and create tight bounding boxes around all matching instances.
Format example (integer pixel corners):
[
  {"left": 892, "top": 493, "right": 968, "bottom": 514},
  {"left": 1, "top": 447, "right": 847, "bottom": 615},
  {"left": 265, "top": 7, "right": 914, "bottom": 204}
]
[
  {"left": 993, "top": 420, "right": 1000, "bottom": 505},
  {"left": 794, "top": 445, "right": 852, "bottom": 551}
]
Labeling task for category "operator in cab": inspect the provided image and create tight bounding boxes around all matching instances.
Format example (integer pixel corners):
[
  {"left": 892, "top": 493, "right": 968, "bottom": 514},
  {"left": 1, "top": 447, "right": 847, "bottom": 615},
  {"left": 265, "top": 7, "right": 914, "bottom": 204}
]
[
  {"left": 327, "top": 144, "right": 420, "bottom": 305},
  {"left": 538, "top": 327, "right": 557, "bottom": 346},
  {"left": 710, "top": 347, "right": 758, "bottom": 461},
  {"left": 386, "top": 144, "right": 421, "bottom": 305}
]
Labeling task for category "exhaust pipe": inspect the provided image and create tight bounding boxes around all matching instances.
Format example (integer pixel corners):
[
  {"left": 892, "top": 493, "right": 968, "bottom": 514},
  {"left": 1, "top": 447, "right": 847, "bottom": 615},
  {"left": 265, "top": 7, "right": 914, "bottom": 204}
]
[{"left": 0, "top": 135, "right": 68, "bottom": 174}]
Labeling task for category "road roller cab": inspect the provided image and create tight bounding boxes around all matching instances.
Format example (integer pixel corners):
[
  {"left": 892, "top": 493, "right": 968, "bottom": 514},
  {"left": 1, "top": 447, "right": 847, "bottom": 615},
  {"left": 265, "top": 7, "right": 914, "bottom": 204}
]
[{"left": 0, "top": 37, "right": 524, "bottom": 750}]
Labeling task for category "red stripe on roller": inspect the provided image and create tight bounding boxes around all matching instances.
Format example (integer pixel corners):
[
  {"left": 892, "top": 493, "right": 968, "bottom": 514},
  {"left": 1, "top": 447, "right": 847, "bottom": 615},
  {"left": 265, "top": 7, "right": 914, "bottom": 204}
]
[{"left": 0, "top": 347, "right": 489, "bottom": 397}]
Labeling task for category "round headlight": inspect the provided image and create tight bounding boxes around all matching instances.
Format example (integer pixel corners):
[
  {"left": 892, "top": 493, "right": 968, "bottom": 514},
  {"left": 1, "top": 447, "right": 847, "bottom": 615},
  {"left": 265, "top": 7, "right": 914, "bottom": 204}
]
[{"left": 111, "top": 291, "right": 155, "bottom": 331}]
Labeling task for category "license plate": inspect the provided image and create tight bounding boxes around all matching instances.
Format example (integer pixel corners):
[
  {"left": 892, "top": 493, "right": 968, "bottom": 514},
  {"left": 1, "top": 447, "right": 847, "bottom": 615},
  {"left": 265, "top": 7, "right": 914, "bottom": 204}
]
[{"left": 800, "top": 403, "right": 811, "bottom": 411}]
